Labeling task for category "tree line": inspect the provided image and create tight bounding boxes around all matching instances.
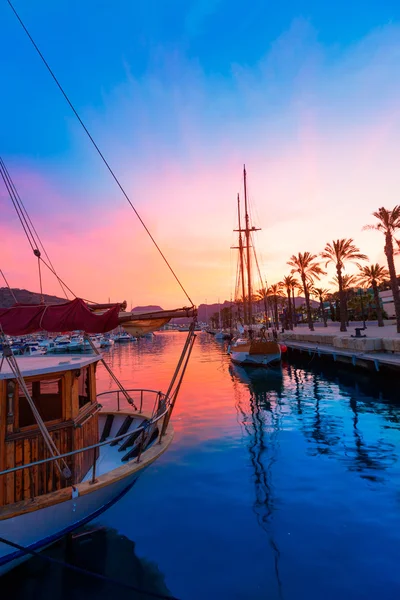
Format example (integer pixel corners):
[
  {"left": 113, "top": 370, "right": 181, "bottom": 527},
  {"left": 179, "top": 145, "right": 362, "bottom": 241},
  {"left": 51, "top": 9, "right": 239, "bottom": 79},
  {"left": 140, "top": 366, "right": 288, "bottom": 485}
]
[
  {"left": 210, "top": 206, "right": 400, "bottom": 334},
  {"left": 261, "top": 206, "right": 400, "bottom": 333}
]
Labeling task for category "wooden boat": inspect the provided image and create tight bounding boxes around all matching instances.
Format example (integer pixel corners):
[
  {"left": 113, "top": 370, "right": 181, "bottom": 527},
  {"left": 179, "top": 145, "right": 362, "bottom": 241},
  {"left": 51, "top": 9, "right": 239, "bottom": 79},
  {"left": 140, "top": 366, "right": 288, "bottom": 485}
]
[
  {"left": 0, "top": 296, "right": 196, "bottom": 575},
  {"left": 228, "top": 166, "right": 281, "bottom": 367},
  {"left": 0, "top": 16, "right": 198, "bottom": 567},
  {"left": 0, "top": 310, "right": 195, "bottom": 574}
]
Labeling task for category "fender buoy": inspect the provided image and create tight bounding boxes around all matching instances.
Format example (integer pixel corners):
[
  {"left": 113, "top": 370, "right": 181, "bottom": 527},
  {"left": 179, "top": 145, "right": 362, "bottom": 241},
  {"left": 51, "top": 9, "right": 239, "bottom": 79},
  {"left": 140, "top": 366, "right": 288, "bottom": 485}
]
[{"left": 279, "top": 344, "right": 287, "bottom": 353}]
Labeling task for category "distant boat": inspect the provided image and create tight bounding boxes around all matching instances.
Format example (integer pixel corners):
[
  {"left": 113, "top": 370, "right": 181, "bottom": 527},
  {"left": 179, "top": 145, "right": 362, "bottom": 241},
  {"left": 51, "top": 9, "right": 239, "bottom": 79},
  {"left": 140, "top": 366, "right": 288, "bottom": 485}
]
[
  {"left": 228, "top": 166, "right": 281, "bottom": 367},
  {"left": 113, "top": 331, "right": 132, "bottom": 343},
  {"left": 100, "top": 336, "right": 115, "bottom": 348}
]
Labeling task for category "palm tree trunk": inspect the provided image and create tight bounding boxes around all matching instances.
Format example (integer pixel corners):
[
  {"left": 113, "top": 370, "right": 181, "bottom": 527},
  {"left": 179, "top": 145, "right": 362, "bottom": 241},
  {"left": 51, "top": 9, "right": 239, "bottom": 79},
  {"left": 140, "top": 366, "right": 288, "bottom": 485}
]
[
  {"left": 319, "top": 296, "right": 327, "bottom": 327},
  {"left": 384, "top": 232, "right": 400, "bottom": 333},
  {"left": 292, "top": 288, "right": 297, "bottom": 327},
  {"left": 337, "top": 267, "right": 347, "bottom": 332},
  {"left": 302, "top": 275, "right": 314, "bottom": 331},
  {"left": 274, "top": 297, "right": 279, "bottom": 329},
  {"left": 287, "top": 289, "right": 293, "bottom": 330},
  {"left": 372, "top": 281, "right": 384, "bottom": 327}
]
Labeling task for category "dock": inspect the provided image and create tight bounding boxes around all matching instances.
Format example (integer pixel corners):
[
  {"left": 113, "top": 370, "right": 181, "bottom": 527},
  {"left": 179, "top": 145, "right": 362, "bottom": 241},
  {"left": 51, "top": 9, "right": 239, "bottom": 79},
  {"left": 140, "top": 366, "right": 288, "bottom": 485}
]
[{"left": 280, "top": 322, "right": 400, "bottom": 374}]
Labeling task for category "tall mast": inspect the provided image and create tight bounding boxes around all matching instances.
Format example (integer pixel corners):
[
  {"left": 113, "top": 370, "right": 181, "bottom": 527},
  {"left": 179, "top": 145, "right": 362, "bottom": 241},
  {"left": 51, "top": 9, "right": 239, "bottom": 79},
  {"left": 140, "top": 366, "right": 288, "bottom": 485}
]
[
  {"left": 237, "top": 193, "right": 247, "bottom": 325},
  {"left": 243, "top": 165, "right": 253, "bottom": 330}
]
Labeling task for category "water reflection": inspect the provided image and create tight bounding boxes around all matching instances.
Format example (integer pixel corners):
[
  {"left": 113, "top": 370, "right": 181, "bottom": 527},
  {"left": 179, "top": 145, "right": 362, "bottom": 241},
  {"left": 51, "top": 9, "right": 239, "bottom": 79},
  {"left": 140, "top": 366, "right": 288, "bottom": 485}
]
[
  {"left": 4, "top": 526, "right": 170, "bottom": 599},
  {"left": 230, "top": 365, "right": 284, "bottom": 599},
  {"left": 3, "top": 333, "right": 400, "bottom": 599}
]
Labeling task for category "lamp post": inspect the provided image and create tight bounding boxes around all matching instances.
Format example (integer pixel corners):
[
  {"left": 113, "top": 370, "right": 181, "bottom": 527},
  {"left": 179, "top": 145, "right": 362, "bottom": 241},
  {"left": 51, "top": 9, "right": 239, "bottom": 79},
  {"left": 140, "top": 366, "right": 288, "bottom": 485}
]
[{"left": 359, "top": 288, "right": 366, "bottom": 329}]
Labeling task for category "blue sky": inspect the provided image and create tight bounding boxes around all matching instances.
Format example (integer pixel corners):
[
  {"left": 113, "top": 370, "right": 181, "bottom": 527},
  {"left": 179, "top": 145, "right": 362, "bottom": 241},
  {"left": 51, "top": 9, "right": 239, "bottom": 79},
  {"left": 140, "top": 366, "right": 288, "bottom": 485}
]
[
  {"left": 1, "top": 1, "right": 400, "bottom": 304},
  {"left": 2, "top": 0, "right": 399, "bottom": 162}
]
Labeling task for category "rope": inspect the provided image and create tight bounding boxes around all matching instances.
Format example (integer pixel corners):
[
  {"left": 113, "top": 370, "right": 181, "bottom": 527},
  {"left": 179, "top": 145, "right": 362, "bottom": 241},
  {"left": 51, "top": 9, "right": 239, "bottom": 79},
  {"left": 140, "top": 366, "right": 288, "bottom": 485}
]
[
  {"left": 0, "top": 535, "right": 180, "bottom": 600},
  {"left": 0, "top": 157, "right": 69, "bottom": 299},
  {"left": 37, "top": 255, "right": 43, "bottom": 303},
  {"left": 0, "top": 157, "right": 71, "bottom": 300},
  {"left": 0, "top": 268, "right": 17, "bottom": 303},
  {"left": 84, "top": 334, "right": 137, "bottom": 408},
  {"left": 0, "top": 159, "right": 35, "bottom": 253},
  {"left": 7, "top": 0, "right": 194, "bottom": 307}
]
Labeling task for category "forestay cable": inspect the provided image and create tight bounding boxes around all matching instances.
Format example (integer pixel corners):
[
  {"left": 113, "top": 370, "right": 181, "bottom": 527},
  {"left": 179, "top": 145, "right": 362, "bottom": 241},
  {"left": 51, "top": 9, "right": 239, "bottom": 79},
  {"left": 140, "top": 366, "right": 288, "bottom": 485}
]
[{"left": 7, "top": 0, "right": 194, "bottom": 307}]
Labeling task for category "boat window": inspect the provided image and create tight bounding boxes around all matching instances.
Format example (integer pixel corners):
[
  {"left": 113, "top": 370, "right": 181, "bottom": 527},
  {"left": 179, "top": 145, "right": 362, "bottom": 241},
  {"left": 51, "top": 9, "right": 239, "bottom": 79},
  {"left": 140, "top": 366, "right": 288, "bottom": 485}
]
[
  {"left": 18, "top": 378, "right": 63, "bottom": 428},
  {"left": 78, "top": 367, "right": 91, "bottom": 409}
]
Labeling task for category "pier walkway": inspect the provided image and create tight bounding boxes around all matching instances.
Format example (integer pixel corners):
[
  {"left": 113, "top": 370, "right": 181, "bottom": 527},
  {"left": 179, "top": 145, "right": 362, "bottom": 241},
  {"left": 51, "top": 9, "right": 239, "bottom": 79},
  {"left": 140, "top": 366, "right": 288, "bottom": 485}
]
[{"left": 280, "top": 321, "right": 400, "bottom": 373}]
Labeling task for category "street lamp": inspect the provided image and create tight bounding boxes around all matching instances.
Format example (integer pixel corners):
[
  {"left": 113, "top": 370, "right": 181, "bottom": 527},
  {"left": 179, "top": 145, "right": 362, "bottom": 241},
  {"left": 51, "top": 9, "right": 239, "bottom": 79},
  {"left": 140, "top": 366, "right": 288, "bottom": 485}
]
[{"left": 359, "top": 288, "right": 366, "bottom": 329}]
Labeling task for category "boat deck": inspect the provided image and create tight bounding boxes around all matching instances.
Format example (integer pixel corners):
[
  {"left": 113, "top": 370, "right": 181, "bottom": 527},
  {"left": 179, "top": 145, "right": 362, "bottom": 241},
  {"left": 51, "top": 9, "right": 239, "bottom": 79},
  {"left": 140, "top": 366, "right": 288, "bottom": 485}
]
[
  {"left": 82, "top": 412, "right": 150, "bottom": 481},
  {"left": 0, "top": 354, "right": 100, "bottom": 379}
]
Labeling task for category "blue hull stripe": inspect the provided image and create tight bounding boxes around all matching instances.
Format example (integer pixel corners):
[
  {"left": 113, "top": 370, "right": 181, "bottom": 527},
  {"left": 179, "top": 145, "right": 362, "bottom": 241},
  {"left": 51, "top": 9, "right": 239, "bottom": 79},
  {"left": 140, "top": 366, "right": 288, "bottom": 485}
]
[{"left": 0, "top": 477, "right": 138, "bottom": 568}]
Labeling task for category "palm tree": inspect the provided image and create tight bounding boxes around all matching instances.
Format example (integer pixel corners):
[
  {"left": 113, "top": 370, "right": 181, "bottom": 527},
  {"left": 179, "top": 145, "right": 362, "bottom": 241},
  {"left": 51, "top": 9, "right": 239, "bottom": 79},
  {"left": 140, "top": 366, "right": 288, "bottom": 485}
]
[
  {"left": 364, "top": 207, "right": 400, "bottom": 333},
  {"left": 356, "top": 264, "right": 389, "bottom": 327},
  {"left": 312, "top": 288, "right": 330, "bottom": 327},
  {"left": 321, "top": 239, "right": 367, "bottom": 332},
  {"left": 267, "top": 283, "right": 284, "bottom": 329},
  {"left": 329, "top": 274, "right": 359, "bottom": 290},
  {"left": 255, "top": 287, "right": 269, "bottom": 326},
  {"left": 287, "top": 252, "right": 326, "bottom": 331},
  {"left": 280, "top": 275, "right": 298, "bottom": 330}
]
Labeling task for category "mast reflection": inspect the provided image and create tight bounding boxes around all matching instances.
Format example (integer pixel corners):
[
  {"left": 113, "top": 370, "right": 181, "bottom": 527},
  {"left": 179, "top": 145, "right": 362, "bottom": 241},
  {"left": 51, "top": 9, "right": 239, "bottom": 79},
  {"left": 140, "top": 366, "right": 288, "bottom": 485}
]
[{"left": 230, "top": 365, "right": 284, "bottom": 599}]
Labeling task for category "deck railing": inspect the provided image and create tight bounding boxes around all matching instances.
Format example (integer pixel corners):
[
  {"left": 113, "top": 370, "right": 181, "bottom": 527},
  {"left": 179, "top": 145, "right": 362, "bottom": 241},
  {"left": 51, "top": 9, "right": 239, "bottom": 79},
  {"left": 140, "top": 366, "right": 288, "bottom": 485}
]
[
  {"left": 0, "top": 389, "right": 173, "bottom": 502},
  {"left": 96, "top": 387, "right": 165, "bottom": 415}
]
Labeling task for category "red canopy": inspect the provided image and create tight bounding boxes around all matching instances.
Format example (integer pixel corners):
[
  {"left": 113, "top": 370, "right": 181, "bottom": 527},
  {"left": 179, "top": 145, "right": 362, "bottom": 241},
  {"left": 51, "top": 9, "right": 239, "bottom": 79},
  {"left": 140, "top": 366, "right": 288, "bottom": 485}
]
[{"left": 0, "top": 298, "right": 121, "bottom": 336}]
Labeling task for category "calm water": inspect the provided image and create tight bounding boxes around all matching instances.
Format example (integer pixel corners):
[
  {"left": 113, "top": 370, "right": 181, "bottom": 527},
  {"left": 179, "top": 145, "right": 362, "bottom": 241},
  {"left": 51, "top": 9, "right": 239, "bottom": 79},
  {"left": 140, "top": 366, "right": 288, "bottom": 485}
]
[{"left": 5, "top": 332, "right": 400, "bottom": 599}]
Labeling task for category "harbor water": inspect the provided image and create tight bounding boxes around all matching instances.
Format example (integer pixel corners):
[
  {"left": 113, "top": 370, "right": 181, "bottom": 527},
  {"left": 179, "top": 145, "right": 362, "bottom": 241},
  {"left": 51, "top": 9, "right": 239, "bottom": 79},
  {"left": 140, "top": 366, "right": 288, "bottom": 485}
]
[{"left": 4, "top": 331, "right": 400, "bottom": 599}]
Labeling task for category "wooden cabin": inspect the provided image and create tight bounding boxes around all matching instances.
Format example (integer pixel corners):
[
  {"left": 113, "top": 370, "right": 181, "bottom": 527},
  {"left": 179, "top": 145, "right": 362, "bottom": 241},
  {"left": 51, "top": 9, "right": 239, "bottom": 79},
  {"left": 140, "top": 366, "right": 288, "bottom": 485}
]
[{"left": 0, "top": 355, "right": 102, "bottom": 507}]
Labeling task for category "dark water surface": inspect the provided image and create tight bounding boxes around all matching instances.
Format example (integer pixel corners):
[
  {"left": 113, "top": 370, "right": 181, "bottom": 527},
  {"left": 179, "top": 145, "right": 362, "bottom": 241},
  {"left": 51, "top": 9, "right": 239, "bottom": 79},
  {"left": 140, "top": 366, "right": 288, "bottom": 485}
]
[{"left": 6, "top": 332, "right": 400, "bottom": 599}]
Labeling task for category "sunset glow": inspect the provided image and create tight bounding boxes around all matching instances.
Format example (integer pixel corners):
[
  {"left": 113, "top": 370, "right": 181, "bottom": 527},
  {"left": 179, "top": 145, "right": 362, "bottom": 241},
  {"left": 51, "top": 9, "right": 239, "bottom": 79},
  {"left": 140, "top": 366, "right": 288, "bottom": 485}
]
[{"left": 2, "top": 2, "right": 400, "bottom": 307}]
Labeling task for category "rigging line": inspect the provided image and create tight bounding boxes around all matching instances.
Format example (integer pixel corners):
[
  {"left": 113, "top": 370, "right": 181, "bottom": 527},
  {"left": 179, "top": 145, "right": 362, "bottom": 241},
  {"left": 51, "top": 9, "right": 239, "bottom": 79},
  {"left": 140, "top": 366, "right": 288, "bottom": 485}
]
[
  {"left": 7, "top": 0, "right": 194, "bottom": 307},
  {"left": 0, "top": 158, "right": 37, "bottom": 249},
  {"left": 0, "top": 269, "right": 18, "bottom": 303},
  {"left": 0, "top": 159, "right": 36, "bottom": 250},
  {"left": 0, "top": 157, "right": 69, "bottom": 299},
  {"left": 38, "top": 256, "right": 98, "bottom": 304},
  {"left": 38, "top": 256, "right": 77, "bottom": 299},
  {"left": 37, "top": 256, "right": 44, "bottom": 303},
  {"left": 0, "top": 161, "right": 35, "bottom": 252}
]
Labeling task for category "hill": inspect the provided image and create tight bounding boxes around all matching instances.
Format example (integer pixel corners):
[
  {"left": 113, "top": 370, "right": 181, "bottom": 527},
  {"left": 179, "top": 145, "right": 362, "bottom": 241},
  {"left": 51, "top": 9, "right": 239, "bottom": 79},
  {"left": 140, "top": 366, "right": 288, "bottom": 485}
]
[
  {"left": 0, "top": 287, "right": 66, "bottom": 308},
  {"left": 0, "top": 289, "right": 163, "bottom": 312}
]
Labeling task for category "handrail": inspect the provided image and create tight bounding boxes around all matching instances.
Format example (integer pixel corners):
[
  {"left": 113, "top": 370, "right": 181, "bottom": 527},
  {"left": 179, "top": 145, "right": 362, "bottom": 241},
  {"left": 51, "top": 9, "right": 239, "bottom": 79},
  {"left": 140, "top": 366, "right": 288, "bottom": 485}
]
[
  {"left": 0, "top": 400, "right": 171, "bottom": 478},
  {"left": 97, "top": 388, "right": 163, "bottom": 397},
  {"left": 96, "top": 388, "right": 164, "bottom": 414}
]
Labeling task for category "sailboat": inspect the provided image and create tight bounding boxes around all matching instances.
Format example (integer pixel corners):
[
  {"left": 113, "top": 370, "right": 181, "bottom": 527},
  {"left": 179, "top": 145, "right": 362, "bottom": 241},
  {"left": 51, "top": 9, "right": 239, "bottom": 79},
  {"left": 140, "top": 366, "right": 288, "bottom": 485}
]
[{"left": 228, "top": 166, "right": 281, "bottom": 367}]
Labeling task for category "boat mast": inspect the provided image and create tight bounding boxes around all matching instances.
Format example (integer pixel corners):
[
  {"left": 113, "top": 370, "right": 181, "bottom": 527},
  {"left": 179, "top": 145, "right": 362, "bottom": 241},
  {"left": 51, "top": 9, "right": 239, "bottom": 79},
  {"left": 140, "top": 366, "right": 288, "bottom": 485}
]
[
  {"left": 243, "top": 165, "right": 253, "bottom": 332},
  {"left": 237, "top": 193, "right": 247, "bottom": 325}
]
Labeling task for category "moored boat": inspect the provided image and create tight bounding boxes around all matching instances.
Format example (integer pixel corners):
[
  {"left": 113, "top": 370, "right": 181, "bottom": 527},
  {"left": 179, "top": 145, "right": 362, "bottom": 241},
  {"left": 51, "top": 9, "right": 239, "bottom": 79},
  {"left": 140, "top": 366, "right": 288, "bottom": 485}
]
[
  {"left": 0, "top": 301, "right": 196, "bottom": 574},
  {"left": 228, "top": 166, "right": 281, "bottom": 368}
]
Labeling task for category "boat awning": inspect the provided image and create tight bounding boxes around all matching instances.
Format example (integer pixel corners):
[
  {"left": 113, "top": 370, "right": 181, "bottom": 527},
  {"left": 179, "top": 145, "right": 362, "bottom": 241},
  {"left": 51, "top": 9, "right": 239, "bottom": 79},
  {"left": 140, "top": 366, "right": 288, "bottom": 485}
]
[
  {"left": 0, "top": 300, "right": 197, "bottom": 336},
  {"left": 0, "top": 298, "right": 121, "bottom": 335}
]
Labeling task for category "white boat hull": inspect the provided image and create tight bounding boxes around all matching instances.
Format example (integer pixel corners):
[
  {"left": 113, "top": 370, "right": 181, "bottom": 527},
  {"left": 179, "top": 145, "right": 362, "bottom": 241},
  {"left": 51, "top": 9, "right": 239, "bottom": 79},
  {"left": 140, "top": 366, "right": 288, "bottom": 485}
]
[
  {"left": 0, "top": 472, "right": 140, "bottom": 575},
  {"left": 230, "top": 350, "right": 281, "bottom": 367}
]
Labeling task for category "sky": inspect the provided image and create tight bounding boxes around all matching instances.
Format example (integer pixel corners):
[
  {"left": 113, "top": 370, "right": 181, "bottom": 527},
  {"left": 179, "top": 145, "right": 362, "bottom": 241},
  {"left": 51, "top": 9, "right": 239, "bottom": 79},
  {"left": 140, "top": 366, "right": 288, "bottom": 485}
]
[{"left": 1, "top": 0, "right": 400, "bottom": 308}]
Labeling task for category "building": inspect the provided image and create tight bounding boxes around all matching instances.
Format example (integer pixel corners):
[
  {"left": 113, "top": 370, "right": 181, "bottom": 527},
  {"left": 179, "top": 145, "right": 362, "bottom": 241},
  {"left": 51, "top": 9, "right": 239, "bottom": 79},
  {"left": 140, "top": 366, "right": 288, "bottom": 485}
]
[{"left": 379, "top": 289, "right": 397, "bottom": 319}]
